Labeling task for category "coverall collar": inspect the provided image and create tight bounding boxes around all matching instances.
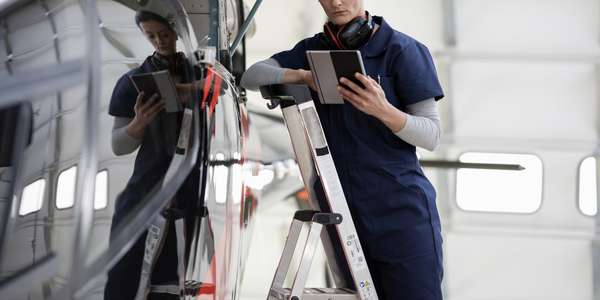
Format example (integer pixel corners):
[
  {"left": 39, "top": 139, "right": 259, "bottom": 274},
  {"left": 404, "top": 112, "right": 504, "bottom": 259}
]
[{"left": 361, "top": 16, "right": 392, "bottom": 58}]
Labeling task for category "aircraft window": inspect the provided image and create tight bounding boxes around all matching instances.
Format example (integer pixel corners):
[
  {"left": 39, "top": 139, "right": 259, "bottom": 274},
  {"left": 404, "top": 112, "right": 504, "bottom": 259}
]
[
  {"left": 56, "top": 166, "right": 77, "bottom": 209},
  {"left": 18, "top": 178, "right": 46, "bottom": 215},
  {"left": 456, "top": 152, "right": 543, "bottom": 213},
  {"left": 578, "top": 157, "right": 597, "bottom": 216},
  {"left": 94, "top": 170, "right": 108, "bottom": 210}
]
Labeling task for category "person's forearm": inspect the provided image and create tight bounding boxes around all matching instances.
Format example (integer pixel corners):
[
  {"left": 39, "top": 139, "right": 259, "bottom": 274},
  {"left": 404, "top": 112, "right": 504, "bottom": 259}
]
[
  {"left": 125, "top": 121, "right": 146, "bottom": 140},
  {"left": 282, "top": 69, "right": 305, "bottom": 84},
  {"left": 378, "top": 103, "right": 408, "bottom": 133},
  {"left": 396, "top": 114, "right": 441, "bottom": 151},
  {"left": 112, "top": 117, "right": 142, "bottom": 155},
  {"left": 393, "top": 99, "right": 441, "bottom": 151},
  {"left": 240, "top": 58, "right": 287, "bottom": 90}
]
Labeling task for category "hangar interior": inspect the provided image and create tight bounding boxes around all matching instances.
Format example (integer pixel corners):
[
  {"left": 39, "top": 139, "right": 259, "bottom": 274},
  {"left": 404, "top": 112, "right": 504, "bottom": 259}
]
[
  {"left": 241, "top": 1, "right": 599, "bottom": 299},
  {"left": 0, "top": 0, "right": 597, "bottom": 299}
]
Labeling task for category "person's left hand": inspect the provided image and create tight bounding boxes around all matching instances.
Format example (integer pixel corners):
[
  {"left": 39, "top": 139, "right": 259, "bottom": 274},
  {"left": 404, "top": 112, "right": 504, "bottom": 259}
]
[{"left": 338, "top": 73, "right": 392, "bottom": 119}]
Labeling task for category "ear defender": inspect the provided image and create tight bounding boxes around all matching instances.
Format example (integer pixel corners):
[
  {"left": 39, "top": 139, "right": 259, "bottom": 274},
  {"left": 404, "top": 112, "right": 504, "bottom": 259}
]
[{"left": 321, "top": 11, "right": 373, "bottom": 50}]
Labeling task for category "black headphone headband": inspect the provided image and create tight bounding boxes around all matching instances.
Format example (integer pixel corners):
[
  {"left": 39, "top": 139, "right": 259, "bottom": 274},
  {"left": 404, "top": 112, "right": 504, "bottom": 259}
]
[{"left": 322, "top": 11, "right": 373, "bottom": 50}]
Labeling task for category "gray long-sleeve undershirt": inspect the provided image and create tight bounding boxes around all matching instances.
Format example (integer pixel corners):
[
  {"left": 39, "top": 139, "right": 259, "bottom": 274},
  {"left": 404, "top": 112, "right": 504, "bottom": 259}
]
[
  {"left": 241, "top": 59, "right": 442, "bottom": 151},
  {"left": 112, "top": 117, "right": 141, "bottom": 155}
]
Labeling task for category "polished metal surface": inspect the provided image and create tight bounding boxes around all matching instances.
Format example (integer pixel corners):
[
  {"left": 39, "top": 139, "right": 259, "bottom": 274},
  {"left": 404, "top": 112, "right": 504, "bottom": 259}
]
[{"left": 0, "top": 1, "right": 262, "bottom": 299}]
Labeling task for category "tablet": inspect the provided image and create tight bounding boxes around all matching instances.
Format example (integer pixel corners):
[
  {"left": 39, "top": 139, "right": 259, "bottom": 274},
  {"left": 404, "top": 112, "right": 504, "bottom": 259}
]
[
  {"left": 306, "top": 50, "right": 367, "bottom": 104},
  {"left": 129, "top": 70, "right": 182, "bottom": 113}
]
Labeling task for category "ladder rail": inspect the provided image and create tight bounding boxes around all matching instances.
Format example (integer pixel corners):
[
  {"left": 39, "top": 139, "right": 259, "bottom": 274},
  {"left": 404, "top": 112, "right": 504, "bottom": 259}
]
[
  {"left": 270, "top": 219, "right": 305, "bottom": 293},
  {"left": 280, "top": 102, "right": 353, "bottom": 288},
  {"left": 296, "top": 101, "right": 376, "bottom": 300},
  {"left": 290, "top": 222, "right": 323, "bottom": 298},
  {"left": 262, "top": 84, "right": 379, "bottom": 300}
]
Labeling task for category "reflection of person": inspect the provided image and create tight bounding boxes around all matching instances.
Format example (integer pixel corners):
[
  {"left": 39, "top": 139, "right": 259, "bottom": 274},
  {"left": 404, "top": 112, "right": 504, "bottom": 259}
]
[
  {"left": 104, "top": 10, "right": 198, "bottom": 300},
  {"left": 241, "top": 0, "right": 444, "bottom": 299}
]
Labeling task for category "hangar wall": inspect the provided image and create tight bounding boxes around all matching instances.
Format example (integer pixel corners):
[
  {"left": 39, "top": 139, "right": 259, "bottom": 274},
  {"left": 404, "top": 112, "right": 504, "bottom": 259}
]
[{"left": 241, "top": 1, "right": 599, "bottom": 300}]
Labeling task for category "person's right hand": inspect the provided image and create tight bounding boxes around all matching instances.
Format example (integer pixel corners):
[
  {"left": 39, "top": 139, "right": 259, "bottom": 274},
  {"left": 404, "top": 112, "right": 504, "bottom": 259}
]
[{"left": 126, "top": 92, "right": 165, "bottom": 139}]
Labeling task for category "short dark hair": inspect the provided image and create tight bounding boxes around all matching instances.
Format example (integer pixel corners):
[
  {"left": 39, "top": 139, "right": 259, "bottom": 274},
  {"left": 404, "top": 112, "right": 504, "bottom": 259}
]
[{"left": 135, "top": 10, "right": 175, "bottom": 33}]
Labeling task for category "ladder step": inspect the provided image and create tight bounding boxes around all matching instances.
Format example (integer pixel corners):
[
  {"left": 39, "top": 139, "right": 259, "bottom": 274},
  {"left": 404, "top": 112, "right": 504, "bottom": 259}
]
[{"left": 269, "top": 287, "right": 359, "bottom": 300}]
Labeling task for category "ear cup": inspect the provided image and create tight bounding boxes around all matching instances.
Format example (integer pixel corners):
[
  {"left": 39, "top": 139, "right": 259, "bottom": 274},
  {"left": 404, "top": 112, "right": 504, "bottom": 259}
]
[
  {"left": 321, "top": 12, "right": 373, "bottom": 50},
  {"left": 339, "top": 15, "right": 372, "bottom": 49}
]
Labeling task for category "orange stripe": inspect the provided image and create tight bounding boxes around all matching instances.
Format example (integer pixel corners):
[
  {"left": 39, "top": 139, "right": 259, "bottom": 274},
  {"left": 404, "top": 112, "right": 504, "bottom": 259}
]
[
  {"left": 201, "top": 69, "right": 214, "bottom": 109},
  {"left": 208, "top": 76, "right": 222, "bottom": 116}
]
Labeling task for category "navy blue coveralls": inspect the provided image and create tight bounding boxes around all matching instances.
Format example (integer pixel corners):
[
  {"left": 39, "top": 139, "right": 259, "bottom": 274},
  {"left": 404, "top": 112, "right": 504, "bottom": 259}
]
[
  {"left": 104, "top": 55, "right": 199, "bottom": 300},
  {"left": 272, "top": 16, "right": 444, "bottom": 299}
]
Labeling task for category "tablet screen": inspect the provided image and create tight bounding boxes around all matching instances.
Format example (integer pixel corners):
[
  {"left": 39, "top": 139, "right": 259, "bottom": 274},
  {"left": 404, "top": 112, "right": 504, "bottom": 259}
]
[
  {"left": 307, "top": 50, "right": 366, "bottom": 104},
  {"left": 129, "top": 72, "right": 160, "bottom": 103},
  {"left": 330, "top": 51, "right": 366, "bottom": 89},
  {"left": 129, "top": 70, "right": 181, "bottom": 112}
]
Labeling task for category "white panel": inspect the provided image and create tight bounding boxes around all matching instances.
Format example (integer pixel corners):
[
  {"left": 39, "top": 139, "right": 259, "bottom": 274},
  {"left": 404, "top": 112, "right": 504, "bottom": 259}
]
[
  {"left": 60, "top": 85, "right": 87, "bottom": 112},
  {"left": 100, "top": 28, "right": 154, "bottom": 60},
  {"left": 366, "top": 0, "right": 444, "bottom": 51},
  {"left": 455, "top": 0, "right": 600, "bottom": 55},
  {"left": 0, "top": 36, "right": 8, "bottom": 69},
  {"left": 60, "top": 112, "right": 85, "bottom": 160},
  {"left": 0, "top": 65, "right": 8, "bottom": 77},
  {"left": 19, "top": 178, "right": 46, "bottom": 215},
  {"left": 96, "top": 112, "right": 116, "bottom": 161},
  {"left": 53, "top": 1, "right": 84, "bottom": 33},
  {"left": 10, "top": 42, "right": 58, "bottom": 73},
  {"left": 180, "top": 0, "right": 210, "bottom": 14},
  {"left": 188, "top": 14, "right": 210, "bottom": 46},
  {"left": 579, "top": 157, "right": 598, "bottom": 216},
  {"left": 56, "top": 166, "right": 77, "bottom": 209},
  {"left": 97, "top": 0, "right": 137, "bottom": 26},
  {"left": 452, "top": 62, "right": 597, "bottom": 141},
  {"left": 446, "top": 233, "right": 593, "bottom": 300},
  {"left": 5, "top": 0, "right": 46, "bottom": 33},
  {"left": 101, "top": 63, "right": 137, "bottom": 94},
  {"left": 540, "top": 151, "right": 593, "bottom": 224},
  {"left": 8, "top": 19, "right": 54, "bottom": 59},
  {"left": 31, "top": 95, "right": 56, "bottom": 134},
  {"left": 457, "top": 152, "right": 543, "bottom": 213},
  {"left": 245, "top": 0, "right": 323, "bottom": 54},
  {"left": 97, "top": 0, "right": 156, "bottom": 59},
  {"left": 57, "top": 33, "right": 86, "bottom": 62}
]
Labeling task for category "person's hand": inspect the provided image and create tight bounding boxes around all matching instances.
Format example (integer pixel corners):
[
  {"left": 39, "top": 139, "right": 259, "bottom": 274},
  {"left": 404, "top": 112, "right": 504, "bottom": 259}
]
[
  {"left": 127, "top": 92, "right": 165, "bottom": 139},
  {"left": 338, "top": 73, "right": 392, "bottom": 119},
  {"left": 338, "top": 73, "right": 407, "bottom": 132}
]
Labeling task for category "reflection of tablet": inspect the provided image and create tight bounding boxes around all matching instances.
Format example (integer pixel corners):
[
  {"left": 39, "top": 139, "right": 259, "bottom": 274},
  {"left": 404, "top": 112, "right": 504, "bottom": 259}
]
[
  {"left": 306, "top": 50, "right": 367, "bottom": 104},
  {"left": 129, "top": 70, "right": 182, "bottom": 113}
]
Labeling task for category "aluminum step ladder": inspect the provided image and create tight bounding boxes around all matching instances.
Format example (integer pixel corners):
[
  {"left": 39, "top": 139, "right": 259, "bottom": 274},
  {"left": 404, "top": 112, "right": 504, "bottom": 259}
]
[{"left": 260, "top": 84, "right": 379, "bottom": 300}]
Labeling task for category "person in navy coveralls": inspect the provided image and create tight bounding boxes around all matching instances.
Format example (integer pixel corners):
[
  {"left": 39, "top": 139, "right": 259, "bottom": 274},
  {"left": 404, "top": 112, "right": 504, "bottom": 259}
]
[
  {"left": 103, "top": 10, "right": 199, "bottom": 300},
  {"left": 242, "top": 0, "right": 445, "bottom": 298}
]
